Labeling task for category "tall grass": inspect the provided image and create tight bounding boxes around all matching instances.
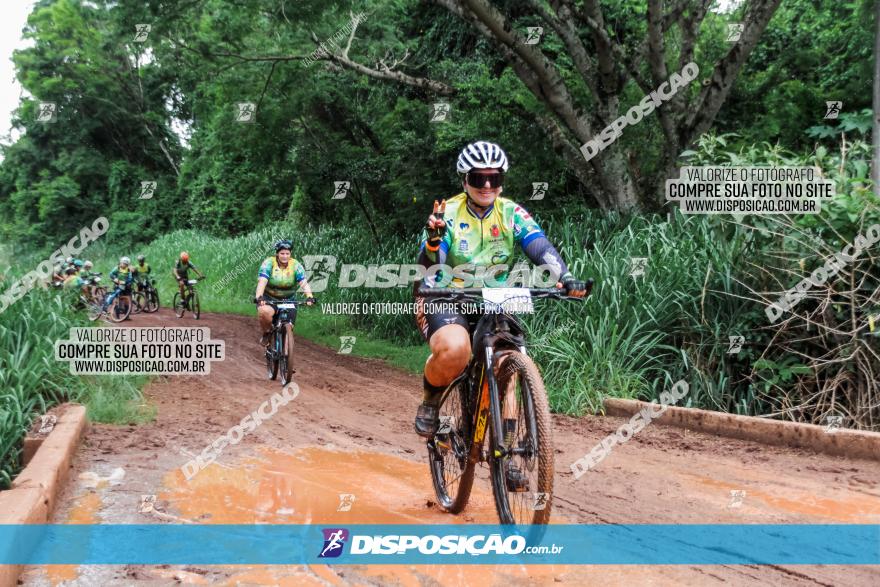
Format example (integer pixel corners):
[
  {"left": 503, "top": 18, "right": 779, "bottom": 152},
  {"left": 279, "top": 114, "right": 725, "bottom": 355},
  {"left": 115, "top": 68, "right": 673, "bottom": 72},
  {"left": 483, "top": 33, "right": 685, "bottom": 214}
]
[
  {"left": 0, "top": 289, "right": 151, "bottom": 488},
  {"left": 90, "top": 211, "right": 753, "bottom": 417}
]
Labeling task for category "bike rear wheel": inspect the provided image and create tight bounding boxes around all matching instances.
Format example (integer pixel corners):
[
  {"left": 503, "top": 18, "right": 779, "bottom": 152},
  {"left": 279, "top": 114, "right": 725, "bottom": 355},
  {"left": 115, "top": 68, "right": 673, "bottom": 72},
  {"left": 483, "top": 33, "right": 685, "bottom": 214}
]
[
  {"left": 428, "top": 377, "right": 476, "bottom": 513},
  {"left": 489, "top": 351, "right": 554, "bottom": 526},
  {"left": 173, "top": 292, "right": 186, "bottom": 318},
  {"left": 192, "top": 291, "right": 200, "bottom": 319}
]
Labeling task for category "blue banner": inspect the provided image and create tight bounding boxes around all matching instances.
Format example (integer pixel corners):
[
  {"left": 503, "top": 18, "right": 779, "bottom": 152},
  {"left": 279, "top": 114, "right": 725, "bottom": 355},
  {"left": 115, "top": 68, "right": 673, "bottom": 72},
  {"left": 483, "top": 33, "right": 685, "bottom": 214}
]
[{"left": 0, "top": 524, "right": 877, "bottom": 565}]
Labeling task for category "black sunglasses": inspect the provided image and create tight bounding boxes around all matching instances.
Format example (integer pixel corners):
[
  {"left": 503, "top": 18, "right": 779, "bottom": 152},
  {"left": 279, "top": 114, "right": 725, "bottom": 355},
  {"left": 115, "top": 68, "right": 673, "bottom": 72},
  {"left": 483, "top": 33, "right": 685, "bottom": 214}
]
[{"left": 465, "top": 171, "right": 504, "bottom": 188}]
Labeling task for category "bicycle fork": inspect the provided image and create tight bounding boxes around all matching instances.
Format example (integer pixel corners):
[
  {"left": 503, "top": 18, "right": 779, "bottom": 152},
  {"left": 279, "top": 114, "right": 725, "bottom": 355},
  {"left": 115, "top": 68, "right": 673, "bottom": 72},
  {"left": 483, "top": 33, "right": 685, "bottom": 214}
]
[{"left": 469, "top": 345, "right": 509, "bottom": 464}]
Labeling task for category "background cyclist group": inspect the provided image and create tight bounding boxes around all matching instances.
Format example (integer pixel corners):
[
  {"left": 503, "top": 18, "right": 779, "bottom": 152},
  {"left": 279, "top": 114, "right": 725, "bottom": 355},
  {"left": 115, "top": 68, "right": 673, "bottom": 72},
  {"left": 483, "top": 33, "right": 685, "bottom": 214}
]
[{"left": 54, "top": 252, "right": 204, "bottom": 317}]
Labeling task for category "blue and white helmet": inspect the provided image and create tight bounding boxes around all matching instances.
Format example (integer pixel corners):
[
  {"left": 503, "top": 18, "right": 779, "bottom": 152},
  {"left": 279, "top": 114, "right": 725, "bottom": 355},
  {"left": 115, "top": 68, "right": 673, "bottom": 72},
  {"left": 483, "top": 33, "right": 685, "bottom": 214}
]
[{"left": 456, "top": 141, "right": 509, "bottom": 174}]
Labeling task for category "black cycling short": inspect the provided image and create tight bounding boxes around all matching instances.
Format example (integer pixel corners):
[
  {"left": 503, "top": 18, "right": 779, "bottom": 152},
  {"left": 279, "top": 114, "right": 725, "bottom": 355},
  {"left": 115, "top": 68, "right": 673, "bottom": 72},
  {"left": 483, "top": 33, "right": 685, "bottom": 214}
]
[{"left": 416, "top": 297, "right": 484, "bottom": 341}]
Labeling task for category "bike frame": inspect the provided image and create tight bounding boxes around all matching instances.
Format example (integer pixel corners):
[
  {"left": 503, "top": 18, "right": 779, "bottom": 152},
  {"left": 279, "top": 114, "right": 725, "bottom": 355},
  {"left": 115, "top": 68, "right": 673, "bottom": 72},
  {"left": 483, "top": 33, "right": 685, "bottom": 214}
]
[
  {"left": 110, "top": 281, "right": 133, "bottom": 304},
  {"left": 267, "top": 299, "right": 297, "bottom": 357},
  {"left": 423, "top": 287, "right": 573, "bottom": 463}
]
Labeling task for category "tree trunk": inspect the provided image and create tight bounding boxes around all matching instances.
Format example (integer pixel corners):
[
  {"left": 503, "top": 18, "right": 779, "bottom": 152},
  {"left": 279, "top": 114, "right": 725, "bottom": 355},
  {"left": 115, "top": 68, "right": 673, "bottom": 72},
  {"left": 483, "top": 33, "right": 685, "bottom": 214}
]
[{"left": 873, "top": 0, "right": 880, "bottom": 198}]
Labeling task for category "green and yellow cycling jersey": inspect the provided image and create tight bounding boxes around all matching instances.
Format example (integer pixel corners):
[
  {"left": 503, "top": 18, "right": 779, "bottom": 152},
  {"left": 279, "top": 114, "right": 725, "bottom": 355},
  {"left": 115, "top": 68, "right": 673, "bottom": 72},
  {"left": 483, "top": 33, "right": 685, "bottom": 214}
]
[
  {"left": 62, "top": 274, "right": 81, "bottom": 290},
  {"left": 134, "top": 262, "right": 151, "bottom": 277},
  {"left": 419, "top": 193, "right": 547, "bottom": 287},
  {"left": 258, "top": 256, "right": 305, "bottom": 299},
  {"left": 109, "top": 266, "right": 134, "bottom": 285}
]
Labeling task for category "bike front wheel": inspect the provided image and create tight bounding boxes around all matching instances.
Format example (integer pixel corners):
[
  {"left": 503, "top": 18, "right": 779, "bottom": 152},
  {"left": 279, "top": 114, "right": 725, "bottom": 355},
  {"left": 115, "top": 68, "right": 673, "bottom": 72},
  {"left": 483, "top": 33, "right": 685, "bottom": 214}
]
[
  {"left": 132, "top": 291, "right": 146, "bottom": 314},
  {"left": 173, "top": 292, "right": 185, "bottom": 318},
  {"left": 489, "top": 351, "right": 554, "bottom": 526},
  {"left": 145, "top": 289, "right": 160, "bottom": 312},
  {"left": 428, "top": 377, "right": 476, "bottom": 514},
  {"left": 108, "top": 295, "right": 132, "bottom": 323},
  {"left": 87, "top": 301, "right": 103, "bottom": 322},
  {"left": 266, "top": 329, "right": 280, "bottom": 380},
  {"left": 280, "top": 322, "right": 294, "bottom": 385},
  {"left": 192, "top": 291, "right": 200, "bottom": 319}
]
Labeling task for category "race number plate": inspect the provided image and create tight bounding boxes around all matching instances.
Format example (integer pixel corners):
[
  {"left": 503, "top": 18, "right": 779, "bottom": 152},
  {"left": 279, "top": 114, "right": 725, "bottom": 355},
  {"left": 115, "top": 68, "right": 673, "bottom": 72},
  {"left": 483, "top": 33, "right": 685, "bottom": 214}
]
[
  {"left": 277, "top": 303, "right": 296, "bottom": 309},
  {"left": 481, "top": 287, "right": 534, "bottom": 314}
]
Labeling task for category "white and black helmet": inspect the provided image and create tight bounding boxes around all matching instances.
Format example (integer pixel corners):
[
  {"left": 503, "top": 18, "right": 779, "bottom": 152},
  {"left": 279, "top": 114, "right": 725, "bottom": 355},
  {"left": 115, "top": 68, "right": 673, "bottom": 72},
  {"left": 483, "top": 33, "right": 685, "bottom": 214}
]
[{"left": 456, "top": 141, "right": 509, "bottom": 174}]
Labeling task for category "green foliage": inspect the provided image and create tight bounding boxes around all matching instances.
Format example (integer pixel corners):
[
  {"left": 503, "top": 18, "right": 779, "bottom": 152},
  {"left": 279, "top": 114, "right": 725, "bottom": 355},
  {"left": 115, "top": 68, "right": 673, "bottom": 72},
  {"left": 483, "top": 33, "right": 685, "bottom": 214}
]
[
  {"left": 0, "top": 0, "right": 183, "bottom": 249},
  {"left": 717, "top": 0, "right": 874, "bottom": 149},
  {"left": 0, "top": 288, "right": 151, "bottom": 489}
]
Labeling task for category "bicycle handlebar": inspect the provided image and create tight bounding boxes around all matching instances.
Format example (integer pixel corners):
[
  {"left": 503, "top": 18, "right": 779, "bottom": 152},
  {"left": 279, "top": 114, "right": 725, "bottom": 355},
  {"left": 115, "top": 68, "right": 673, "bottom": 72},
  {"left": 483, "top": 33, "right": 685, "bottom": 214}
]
[
  {"left": 417, "top": 280, "right": 594, "bottom": 301},
  {"left": 254, "top": 296, "right": 318, "bottom": 305}
]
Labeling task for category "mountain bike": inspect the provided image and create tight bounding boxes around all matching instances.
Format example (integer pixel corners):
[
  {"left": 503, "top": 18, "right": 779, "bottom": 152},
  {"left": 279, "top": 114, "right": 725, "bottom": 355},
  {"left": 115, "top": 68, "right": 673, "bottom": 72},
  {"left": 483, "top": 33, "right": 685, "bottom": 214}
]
[
  {"left": 256, "top": 296, "right": 316, "bottom": 386},
  {"left": 89, "top": 282, "right": 132, "bottom": 323},
  {"left": 133, "top": 277, "right": 160, "bottom": 314},
  {"left": 78, "top": 273, "right": 105, "bottom": 313},
  {"left": 87, "top": 273, "right": 108, "bottom": 302},
  {"left": 173, "top": 278, "right": 202, "bottom": 319},
  {"left": 418, "top": 283, "right": 592, "bottom": 529}
]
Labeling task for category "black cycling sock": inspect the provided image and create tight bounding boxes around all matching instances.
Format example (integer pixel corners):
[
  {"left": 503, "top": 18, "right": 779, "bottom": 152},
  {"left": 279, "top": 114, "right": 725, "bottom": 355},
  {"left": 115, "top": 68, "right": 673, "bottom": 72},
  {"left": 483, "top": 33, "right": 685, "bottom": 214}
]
[{"left": 422, "top": 376, "right": 446, "bottom": 406}]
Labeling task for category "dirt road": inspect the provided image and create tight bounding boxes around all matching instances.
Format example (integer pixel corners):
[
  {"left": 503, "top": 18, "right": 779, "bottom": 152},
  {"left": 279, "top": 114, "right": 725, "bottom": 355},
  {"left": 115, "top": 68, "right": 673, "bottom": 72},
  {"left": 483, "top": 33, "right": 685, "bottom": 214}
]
[{"left": 21, "top": 309, "right": 880, "bottom": 586}]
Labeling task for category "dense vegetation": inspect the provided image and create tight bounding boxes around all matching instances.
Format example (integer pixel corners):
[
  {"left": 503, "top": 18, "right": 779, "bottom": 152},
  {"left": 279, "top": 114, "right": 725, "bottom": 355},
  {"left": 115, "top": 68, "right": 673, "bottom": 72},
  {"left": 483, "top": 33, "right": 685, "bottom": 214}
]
[
  {"left": 0, "top": 288, "right": 151, "bottom": 488},
  {"left": 0, "top": 0, "right": 873, "bottom": 241}
]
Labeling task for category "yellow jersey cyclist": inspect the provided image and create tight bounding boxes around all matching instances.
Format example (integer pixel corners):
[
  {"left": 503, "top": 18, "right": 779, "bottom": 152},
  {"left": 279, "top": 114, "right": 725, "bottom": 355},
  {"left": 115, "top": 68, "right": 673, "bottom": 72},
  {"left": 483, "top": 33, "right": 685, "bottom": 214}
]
[
  {"left": 79, "top": 260, "right": 100, "bottom": 298},
  {"left": 254, "top": 239, "right": 316, "bottom": 346},
  {"left": 133, "top": 254, "right": 152, "bottom": 290},
  {"left": 413, "top": 141, "right": 588, "bottom": 447},
  {"left": 172, "top": 251, "right": 205, "bottom": 298},
  {"left": 64, "top": 259, "right": 94, "bottom": 299},
  {"left": 101, "top": 256, "right": 135, "bottom": 317}
]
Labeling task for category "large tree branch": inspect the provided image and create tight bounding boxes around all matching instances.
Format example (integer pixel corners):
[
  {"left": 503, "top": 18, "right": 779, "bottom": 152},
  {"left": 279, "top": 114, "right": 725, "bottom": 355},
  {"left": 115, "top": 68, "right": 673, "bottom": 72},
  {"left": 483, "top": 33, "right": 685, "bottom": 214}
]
[
  {"left": 533, "top": 114, "right": 611, "bottom": 210},
  {"left": 454, "top": 0, "right": 594, "bottom": 141},
  {"left": 527, "top": 0, "right": 597, "bottom": 96},
  {"left": 669, "top": 0, "right": 712, "bottom": 130},
  {"left": 677, "top": 0, "right": 712, "bottom": 72},
  {"left": 320, "top": 48, "right": 456, "bottom": 96},
  {"left": 646, "top": 0, "right": 678, "bottom": 152},
  {"left": 581, "top": 0, "right": 620, "bottom": 97},
  {"left": 683, "top": 0, "right": 783, "bottom": 144},
  {"left": 166, "top": 30, "right": 456, "bottom": 97},
  {"left": 623, "top": 0, "right": 709, "bottom": 91}
]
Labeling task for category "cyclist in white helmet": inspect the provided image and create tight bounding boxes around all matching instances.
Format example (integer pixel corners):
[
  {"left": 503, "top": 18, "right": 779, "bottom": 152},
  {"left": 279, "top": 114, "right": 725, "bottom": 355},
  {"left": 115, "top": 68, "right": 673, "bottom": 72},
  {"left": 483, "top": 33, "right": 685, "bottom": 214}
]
[
  {"left": 413, "top": 141, "right": 588, "bottom": 469},
  {"left": 102, "top": 256, "right": 135, "bottom": 317}
]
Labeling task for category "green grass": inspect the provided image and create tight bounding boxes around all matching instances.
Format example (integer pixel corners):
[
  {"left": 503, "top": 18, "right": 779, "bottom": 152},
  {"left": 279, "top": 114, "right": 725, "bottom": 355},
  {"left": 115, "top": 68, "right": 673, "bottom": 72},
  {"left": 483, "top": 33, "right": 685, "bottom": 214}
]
[{"left": 0, "top": 289, "right": 153, "bottom": 488}]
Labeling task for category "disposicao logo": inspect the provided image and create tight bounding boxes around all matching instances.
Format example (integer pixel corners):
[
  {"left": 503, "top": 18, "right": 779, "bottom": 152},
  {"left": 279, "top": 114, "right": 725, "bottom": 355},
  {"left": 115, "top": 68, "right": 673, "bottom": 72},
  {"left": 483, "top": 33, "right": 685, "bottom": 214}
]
[{"left": 318, "top": 528, "right": 349, "bottom": 558}]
